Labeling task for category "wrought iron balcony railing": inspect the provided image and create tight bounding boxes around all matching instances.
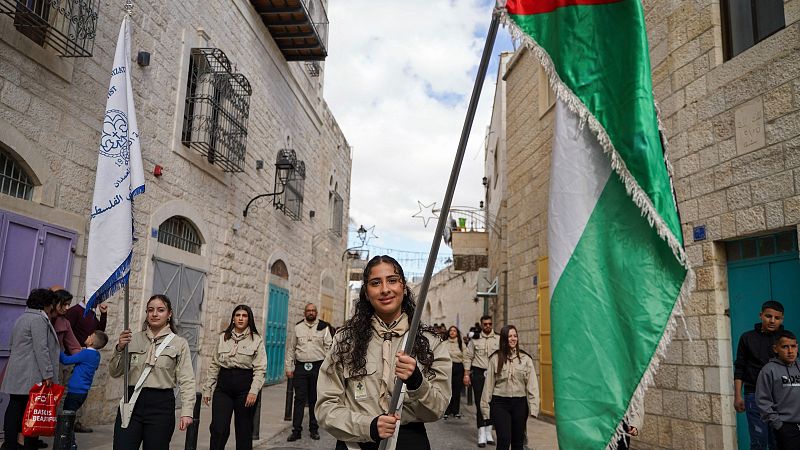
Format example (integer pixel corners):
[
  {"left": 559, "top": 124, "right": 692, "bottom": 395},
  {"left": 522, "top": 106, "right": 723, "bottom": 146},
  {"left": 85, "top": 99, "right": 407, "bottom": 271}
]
[
  {"left": 181, "top": 48, "right": 252, "bottom": 173},
  {"left": 0, "top": 0, "right": 99, "bottom": 57},
  {"left": 249, "top": 0, "right": 328, "bottom": 61}
]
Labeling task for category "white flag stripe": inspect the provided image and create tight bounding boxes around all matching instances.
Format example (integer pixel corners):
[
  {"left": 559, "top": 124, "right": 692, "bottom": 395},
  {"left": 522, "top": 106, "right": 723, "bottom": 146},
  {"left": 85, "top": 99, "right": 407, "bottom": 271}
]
[
  {"left": 85, "top": 16, "right": 145, "bottom": 308},
  {"left": 548, "top": 100, "right": 612, "bottom": 290}
]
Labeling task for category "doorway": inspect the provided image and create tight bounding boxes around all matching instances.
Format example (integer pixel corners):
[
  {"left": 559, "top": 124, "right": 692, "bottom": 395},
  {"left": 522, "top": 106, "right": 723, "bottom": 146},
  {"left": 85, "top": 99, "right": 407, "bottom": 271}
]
[{"left": 727, "top": 230, "right": 799, "bottom": 450}]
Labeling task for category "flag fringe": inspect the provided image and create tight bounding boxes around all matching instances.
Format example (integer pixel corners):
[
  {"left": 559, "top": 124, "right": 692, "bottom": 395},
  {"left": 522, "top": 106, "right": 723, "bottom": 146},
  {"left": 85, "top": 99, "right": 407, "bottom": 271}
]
[
  {"left": 499, "top": 8, "right": 695, "bottom": 449},
  {"left": 85, "top": 251, "right": 132, "bottom": 311}
]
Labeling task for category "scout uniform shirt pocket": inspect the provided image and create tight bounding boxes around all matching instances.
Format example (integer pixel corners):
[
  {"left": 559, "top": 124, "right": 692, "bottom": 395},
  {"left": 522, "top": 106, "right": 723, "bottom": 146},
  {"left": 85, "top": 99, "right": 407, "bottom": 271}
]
[
  {"left": 155, "top": 346, "right": 180, "bottom": 370},
  {"left": 345, "top": 362, "right": 378, "bottom": 402}
]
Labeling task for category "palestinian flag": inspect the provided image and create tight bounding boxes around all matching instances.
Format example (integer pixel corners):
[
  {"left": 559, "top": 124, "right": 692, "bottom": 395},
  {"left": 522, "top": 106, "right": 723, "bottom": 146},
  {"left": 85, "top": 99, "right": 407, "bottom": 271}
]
[{"left": 502, "top": 0, "right": 692, "bottom": 448}]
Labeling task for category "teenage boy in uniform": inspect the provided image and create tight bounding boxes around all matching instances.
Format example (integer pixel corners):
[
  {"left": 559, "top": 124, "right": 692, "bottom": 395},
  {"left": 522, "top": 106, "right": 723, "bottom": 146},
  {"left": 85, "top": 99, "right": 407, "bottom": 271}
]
[
  {"left": 756, "top": 329, "right": 800, "bottom": 449},
  {"left": 734, "top": 300, "right": 785, "bottom": 449},
  {"left": 464, "top": 315, "right": 499, "bottom": 447}
]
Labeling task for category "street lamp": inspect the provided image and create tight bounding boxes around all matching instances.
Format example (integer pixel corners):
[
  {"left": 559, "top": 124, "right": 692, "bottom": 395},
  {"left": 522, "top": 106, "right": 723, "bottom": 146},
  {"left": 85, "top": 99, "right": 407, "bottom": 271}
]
[
  {"left": 356, "top": 225, "right": 367, "bottom": 245},
  {"left": 243, "top": 140, "right": 298, "bottom": 217}
]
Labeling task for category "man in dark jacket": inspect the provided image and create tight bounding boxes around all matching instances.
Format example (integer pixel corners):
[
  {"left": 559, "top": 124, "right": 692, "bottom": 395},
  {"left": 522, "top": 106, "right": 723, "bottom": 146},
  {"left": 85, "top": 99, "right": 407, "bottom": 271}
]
[
  {"left": 756, "top": 329, "right": 800, "bottom": 449},
  {"left": 734, "top": 300, "right": 785, "bottom": 449}
]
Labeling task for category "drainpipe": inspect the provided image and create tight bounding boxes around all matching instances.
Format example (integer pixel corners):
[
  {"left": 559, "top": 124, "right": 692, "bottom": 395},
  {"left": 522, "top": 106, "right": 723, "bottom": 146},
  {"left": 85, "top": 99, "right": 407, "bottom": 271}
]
[{"left": 502, "top": 270, "right": 508, "bottom": 325}]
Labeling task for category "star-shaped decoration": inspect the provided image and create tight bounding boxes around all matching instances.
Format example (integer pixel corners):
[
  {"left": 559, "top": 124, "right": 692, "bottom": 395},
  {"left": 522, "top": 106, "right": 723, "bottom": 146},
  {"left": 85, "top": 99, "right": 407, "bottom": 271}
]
[{"left": 412, "top": 201, "right": 438, "bottom": 228}]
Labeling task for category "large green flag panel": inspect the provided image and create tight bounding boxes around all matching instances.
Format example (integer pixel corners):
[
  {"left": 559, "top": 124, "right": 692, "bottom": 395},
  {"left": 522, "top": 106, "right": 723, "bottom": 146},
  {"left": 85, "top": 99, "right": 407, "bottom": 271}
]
[{"left": 502, "top": 0, "right": 691, "bottom": 448}]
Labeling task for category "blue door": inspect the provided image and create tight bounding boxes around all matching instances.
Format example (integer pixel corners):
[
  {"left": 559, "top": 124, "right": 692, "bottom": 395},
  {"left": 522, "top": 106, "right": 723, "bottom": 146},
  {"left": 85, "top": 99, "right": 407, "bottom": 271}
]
[
  {"left": 727, "top": 231, "right": 799, "bottom": 450},
  {"left": 265, "top": 283, "right": 289, "bottom": 385}
]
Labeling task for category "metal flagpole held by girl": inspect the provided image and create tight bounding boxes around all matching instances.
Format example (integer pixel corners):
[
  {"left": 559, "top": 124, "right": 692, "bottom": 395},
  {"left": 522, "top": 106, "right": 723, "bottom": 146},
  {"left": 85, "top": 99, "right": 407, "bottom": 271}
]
[
  {"left": 378, "top": 6, "right": 501, "bottom": 450},
  {"left": 84, "top": 0, "right": 144, "bottom": 408}
]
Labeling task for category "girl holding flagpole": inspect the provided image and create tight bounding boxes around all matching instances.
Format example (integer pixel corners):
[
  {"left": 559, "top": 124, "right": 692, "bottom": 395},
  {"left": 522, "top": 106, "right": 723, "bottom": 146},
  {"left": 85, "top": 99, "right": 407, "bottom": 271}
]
[
  {"left": 480, "top": 325, "right": 540, "bottom": 450},
  {"left": 316, "top": 255, "right": 451, "bottom": 450},
  {"left": 110, "top": 294, "right": 196, "bottom": 450}
]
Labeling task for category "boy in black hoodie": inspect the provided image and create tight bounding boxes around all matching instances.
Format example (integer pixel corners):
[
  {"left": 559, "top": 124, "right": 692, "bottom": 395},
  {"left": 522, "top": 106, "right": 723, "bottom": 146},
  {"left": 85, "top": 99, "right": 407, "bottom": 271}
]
[
  {"left": 756, "top": 330, "right": 800, "bottom": 449},
  {"left": 734, "top": 300, "right": 785, "bottom": 449}
]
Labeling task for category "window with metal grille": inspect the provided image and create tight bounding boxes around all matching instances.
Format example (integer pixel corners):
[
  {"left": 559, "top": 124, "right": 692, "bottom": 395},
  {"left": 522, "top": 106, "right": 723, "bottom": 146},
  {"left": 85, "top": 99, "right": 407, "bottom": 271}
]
[
  {"left": 158, "top": 216, "right": 202, "bottom": 254},
  {"left": 279, "top": 160, "right": 305, "bottom": 221},
  {"left": 0, "top": 149, "right": 34, "bottom": 200},
  {"left": 721, "top": 0, "right": 784, "bottom": 60},
  {"left": 181, "top": 48, "right": 251, "bottom": 172},
  {"left": 330, "top": 190, "right": 343, "bottom": 236},
  {"left": 0, "top": 0, "right": 99, "bottom": 57}
]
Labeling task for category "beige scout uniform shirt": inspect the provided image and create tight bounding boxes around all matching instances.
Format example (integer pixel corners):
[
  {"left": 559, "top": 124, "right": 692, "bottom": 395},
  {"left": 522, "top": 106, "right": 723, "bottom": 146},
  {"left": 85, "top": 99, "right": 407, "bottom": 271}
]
[
  {"left": 202, "top": 333, "right": 267, "bottom": 397},
  {"left": 464, "top": 331, "right": 500, "bottom": 371},
  {"left": 109, "top": 330, "right": 196, "bottom": 417},
  {"left": 285, "top": 319, "right": 333, "bottom": 368},
  {"left": 480, "top": 351, "right": 540, "bottom": 419},
  {"left": 447, "top": 338, "right": 464, "bottom": 364},
  {"left": 315, "top": 329, "right": 451, "bottom": 443}
]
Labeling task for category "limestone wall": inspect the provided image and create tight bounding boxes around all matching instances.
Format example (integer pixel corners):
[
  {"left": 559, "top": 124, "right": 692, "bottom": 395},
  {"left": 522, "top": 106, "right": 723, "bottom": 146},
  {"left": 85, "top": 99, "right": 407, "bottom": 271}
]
[
  {"left": 486, "top": 0, "right": 800, "bottom": 447},
  {"left": 0, "top": 0, "right": 351, "bottom": 424}
]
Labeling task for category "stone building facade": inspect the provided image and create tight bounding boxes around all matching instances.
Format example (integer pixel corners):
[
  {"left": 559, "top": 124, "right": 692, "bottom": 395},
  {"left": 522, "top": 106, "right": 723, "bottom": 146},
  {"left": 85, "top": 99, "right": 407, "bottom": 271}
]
[
  {"left": 485, "top": 1, "right": 800, "bottom": 448},
  {"left": 416, "top": 265, "right": 482, "bottom": 334},
  {"left": 0, "top": 0, "right": 351, "bottom": 426}
]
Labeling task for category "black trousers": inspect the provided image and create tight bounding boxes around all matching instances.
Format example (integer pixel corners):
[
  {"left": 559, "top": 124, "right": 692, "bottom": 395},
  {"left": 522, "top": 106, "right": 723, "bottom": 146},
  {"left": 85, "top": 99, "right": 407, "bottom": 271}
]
[
  {"left": 2, "top": 393, "right": 38, "bottom": 449},
  {"left": 334, "top": 422, "right": 430, "bottom": 450},
  {"left": 63, "top": 393, "right": 88, "bottom": 448},
  {"left": 113, "top": 388, "right": 176, "bottom": 450},
  {"left": 471, "top": 367, "right": 490, "bottom": 428},
  {"left": 210, "top": 368, "right": 256, "bottom": 450},
  {"left": 489, "top": 396, "right": 527, "bottom": 450},
  {"left": 446, "top": 362, "right": 464, "bottom": 415},
  {"left": 776, "top": 423, "right": 800, "bottom": 450},
  {"left": 292, "top": 360, "right": 322, "bottom": 433}
]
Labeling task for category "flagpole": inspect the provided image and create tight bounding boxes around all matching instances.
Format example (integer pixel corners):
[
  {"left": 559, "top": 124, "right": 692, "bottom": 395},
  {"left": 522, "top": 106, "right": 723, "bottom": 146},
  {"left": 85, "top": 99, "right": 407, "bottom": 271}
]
[
  {"left": 123, "top": 282, "right": 130, "bottom": 403},
  {"left": 122, "top": 0, "right": 133, "bottom": 405},
  {"left": 378, "top": 9, "right": 500, "bottom": 450}
]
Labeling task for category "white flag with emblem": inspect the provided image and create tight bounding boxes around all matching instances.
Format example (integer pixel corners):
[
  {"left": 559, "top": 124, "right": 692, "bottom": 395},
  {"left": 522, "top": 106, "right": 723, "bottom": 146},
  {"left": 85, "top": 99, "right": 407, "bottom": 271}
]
[{"left": 85, "top": 15, "right": 145, "bottom": 310}]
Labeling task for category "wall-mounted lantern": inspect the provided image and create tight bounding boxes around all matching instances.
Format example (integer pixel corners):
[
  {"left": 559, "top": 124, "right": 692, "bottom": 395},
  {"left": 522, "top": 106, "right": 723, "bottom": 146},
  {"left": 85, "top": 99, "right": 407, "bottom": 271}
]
[{"left": 242, "top": 138, "right": 299, "bottom": 217}]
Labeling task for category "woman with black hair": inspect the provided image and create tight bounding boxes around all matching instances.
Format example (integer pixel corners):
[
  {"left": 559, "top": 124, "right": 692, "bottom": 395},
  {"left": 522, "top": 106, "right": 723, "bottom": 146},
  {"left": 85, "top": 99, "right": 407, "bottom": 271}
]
[
  {"left": 1, "top": 288, "right": 59, "bottom": 450},
  {"left": 201, "top": 304, "right": 266, "bottom": 450},
  {"left": 444, "top": 325, "right": 464, "bottom": 419},
  {"left": 480, "top": 325, "right": 539, "bottom": 450},
  {"left": 110, "top": 294, "right": 196, "bottom": 450},
  {"left": 316, "top": 255, "right": 451, "bottom": 450}
]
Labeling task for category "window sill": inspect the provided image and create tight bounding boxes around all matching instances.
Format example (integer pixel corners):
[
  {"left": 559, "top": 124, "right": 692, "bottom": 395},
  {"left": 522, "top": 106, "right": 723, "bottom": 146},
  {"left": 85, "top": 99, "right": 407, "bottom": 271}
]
[{"left": 0, "top": 15, "right": 74, "bottom": 82}]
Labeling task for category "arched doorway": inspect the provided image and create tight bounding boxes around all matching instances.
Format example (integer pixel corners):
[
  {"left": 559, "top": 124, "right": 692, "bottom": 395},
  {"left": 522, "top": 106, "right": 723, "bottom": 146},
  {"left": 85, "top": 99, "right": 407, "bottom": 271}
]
[
  {"left": 151, "top": 216, "right": 206, "bottom": 369},
  {"left": 265, "top": 259, "right": 289, "bottom": 384}
]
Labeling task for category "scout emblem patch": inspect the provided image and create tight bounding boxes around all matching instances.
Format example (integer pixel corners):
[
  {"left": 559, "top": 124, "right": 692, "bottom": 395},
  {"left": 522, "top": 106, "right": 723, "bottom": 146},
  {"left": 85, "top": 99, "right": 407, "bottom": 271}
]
[{"left": 354, "top": 380, "right": 368, "bottom": 400}]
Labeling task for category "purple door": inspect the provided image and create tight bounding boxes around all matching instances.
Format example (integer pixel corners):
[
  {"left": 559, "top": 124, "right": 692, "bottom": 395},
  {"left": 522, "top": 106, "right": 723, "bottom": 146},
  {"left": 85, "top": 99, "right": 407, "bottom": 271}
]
[{"left": 0, "top": 209, "right": 76, "bottom": 436}]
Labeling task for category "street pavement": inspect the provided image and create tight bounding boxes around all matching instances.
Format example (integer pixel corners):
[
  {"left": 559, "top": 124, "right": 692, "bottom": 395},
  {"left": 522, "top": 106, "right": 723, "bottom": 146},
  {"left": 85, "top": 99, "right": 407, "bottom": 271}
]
[{"left": 23, "top": 382, "right": 557, "bottom": 449}]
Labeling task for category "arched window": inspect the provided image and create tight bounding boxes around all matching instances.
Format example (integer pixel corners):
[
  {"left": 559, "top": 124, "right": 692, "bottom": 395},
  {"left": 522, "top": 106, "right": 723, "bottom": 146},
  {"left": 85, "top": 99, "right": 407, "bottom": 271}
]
[
  {"left": 0, "top": 149, "right": 34, "bottom": 200},
  {"left": 271, "top": 259, "right": 289, "bottom": 280},
  {"left": 158, "top": 216, "right": 202, "bottom": 254}
]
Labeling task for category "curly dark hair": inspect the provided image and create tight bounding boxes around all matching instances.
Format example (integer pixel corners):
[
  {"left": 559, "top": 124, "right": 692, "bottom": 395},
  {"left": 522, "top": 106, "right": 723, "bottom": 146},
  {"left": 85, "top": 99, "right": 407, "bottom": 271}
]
[{"left": 333, "top": 255, "right": 439, "bottom": 378}]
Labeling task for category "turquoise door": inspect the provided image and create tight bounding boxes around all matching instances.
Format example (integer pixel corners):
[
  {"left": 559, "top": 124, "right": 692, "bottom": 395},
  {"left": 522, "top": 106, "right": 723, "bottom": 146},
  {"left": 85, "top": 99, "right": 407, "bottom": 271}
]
[
  {"left": 727, "top": 231, "right": 799, "bottom": 450},
  {"left": 265, "top": 283, "right": 289, "bottom": 385}
]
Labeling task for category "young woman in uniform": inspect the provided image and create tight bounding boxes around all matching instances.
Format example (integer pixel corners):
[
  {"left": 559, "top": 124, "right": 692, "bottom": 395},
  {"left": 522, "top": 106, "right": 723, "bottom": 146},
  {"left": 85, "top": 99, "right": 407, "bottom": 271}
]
[
  {"left": 202, "top": 304, "right": 266, "bottom": 450},
  {"left": 444, "top": 325, "right": 464, "bottom": 419},
  {"left": 316, "top": 255, "right": 451, "bottom": 449},
  {"left": 110, "top": 294, "right": 196, "bottom": 450},
  {"left": 480, "top": 325, "right": 540, "bottom": 450}
]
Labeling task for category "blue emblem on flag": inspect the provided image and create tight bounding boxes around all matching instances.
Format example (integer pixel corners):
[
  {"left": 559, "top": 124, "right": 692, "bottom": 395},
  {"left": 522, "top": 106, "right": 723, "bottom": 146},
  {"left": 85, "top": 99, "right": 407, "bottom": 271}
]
[{"left": 101, "top": 108, "right": 130, "bottom": 167}]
